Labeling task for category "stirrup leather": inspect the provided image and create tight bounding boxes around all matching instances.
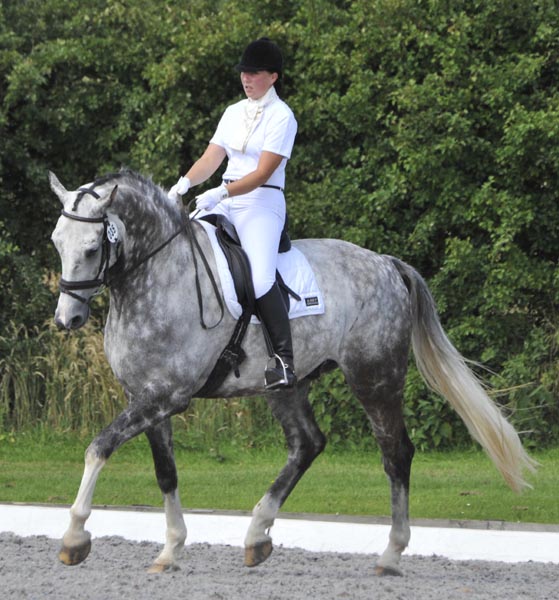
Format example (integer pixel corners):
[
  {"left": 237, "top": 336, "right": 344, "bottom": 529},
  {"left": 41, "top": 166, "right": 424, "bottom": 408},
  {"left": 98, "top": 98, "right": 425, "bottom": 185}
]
[{"left": 264, "top": 354, "right": 297, "bottom": 389}]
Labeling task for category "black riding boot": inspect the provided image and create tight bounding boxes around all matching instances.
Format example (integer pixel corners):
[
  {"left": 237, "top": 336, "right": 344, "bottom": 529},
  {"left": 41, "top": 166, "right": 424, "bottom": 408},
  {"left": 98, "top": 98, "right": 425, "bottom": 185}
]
[{"left": 256, "top": 283, "right": 297, "bottom": 390}]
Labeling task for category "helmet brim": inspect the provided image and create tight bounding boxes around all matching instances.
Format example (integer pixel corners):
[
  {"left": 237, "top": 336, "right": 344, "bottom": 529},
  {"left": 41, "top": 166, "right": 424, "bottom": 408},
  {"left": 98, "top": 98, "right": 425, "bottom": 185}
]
[{"left": 235, "top": 63, "right": 279, "bottom": 73}]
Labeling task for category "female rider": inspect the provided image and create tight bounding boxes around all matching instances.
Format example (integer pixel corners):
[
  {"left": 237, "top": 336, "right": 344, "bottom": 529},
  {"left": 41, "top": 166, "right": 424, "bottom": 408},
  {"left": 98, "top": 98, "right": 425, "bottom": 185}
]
[{"left": 168, "top": 37, "right": 298, "bottom": 390}]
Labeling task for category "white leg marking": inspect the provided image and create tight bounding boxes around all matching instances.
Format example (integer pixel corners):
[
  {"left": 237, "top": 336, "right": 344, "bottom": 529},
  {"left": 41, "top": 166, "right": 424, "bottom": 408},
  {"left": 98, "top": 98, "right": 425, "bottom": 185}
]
[
  {"left": 62, "top": 452, "right": 105, "bottom": 550},
  {"left": 377, "top": 485, "right": 410, "bottom": 571},
  {"left": 244, "top": 493, "right": 280, "bottom": 548},
  {"left": 151, "top": 489, "right": 187, "bottom": 570}
]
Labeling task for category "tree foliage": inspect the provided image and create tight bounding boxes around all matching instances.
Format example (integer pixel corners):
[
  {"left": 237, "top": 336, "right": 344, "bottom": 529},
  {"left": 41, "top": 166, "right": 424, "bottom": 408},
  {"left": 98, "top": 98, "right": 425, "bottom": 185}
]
[{"left": 1, "top": 0, "right": 558, "bottom": 448}]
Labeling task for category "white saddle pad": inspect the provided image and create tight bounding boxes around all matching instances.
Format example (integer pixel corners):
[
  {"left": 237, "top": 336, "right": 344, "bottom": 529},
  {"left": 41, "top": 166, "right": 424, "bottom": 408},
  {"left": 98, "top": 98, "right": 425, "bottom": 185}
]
[{"left": 196, "top": 219, "right": 325, "bottom": 323}]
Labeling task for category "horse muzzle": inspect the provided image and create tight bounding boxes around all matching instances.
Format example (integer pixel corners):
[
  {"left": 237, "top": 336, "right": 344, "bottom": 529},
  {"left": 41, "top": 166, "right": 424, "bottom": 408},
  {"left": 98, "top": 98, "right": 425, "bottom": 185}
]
[{"left": 54, "top": 294, "right": 91, "bottom": 330}]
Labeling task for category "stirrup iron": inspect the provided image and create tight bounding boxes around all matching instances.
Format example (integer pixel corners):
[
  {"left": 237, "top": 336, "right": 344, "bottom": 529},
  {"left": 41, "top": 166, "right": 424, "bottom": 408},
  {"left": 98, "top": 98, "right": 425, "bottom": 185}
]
[{"left": 264, "top": 354, "right": 296, "bottom": 390}]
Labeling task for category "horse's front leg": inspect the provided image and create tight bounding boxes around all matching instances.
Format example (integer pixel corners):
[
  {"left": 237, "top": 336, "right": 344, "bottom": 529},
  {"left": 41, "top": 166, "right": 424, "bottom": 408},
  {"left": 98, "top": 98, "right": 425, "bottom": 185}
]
[
  {"left": 59, "top": 450, "right": 105, "bottom": 565},
  {"left": 244, "top": 380, "right": 326, "bottom": 566},
  {"left": 144, "top": 419, "right": 187, "bottom": 573},
  {"left": 59, "top": 394, "right": 190, "bottom": 567}
]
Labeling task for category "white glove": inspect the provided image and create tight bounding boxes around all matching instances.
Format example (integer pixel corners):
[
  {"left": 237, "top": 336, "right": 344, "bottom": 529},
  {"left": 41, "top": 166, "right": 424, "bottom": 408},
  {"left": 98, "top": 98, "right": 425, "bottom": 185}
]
[
  {"left": 195, "top": 183, "right": 229, "bottom": 211},
  {"left": 167, "top": 176, "right": 191, "bottom": 200}
]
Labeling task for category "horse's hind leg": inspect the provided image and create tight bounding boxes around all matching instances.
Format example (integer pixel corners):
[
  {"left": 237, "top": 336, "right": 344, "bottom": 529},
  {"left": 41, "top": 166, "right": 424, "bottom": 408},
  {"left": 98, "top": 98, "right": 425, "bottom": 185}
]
[
  {"left": 373, "top": 417, "right": 414, "bottom": 576},
  {"left": 244, "top": 380, "right": 326, "bottom": 567},
  {"left": 347, "top": 362, "right": 415, "bottom": 576},
  {"left": 145, "top": 418, "right": 187, "bottom": 573}
]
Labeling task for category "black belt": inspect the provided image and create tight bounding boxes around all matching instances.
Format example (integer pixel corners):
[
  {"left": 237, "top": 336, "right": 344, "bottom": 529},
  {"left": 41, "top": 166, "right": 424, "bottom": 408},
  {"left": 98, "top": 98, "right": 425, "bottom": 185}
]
[{"left": 223, "top": 179, "right": 284, "bottom": 192}]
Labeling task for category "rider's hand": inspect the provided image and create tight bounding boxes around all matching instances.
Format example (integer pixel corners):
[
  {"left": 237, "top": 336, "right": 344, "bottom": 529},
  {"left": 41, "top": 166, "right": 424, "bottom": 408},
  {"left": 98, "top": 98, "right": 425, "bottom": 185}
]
[
  {"left": 195, "top": 183, "right": 229, "bottom": 212},
  {"left": 167, "top": 176, "right": 191, "bottom": 201}
]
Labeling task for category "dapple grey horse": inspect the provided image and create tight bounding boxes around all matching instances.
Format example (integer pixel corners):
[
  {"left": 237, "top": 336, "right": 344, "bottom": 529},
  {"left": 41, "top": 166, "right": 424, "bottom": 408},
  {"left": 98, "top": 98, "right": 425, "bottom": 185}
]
[{"left": 49, "top": 169, "right": 536, "bottom": 576}]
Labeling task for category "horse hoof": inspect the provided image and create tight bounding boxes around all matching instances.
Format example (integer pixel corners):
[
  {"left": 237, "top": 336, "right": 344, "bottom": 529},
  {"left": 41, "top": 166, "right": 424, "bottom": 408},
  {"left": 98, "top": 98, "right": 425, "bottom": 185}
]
[
  {"left": 59, "top": 539, "right": 92, "bottom": 566},
  {"left": 147, "top": 562, "right": 180, "bottom": 574},
  {"left": 374, "top": 564, "right": 403, "bottom": 577},
  {"left": 244, "top": 541, "right": 273, "bottom": 567}
]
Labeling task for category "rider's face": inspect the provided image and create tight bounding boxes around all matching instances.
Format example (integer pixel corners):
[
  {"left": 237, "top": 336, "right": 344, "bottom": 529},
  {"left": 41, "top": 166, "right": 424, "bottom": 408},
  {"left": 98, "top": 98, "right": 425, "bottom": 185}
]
[{"left": 240, "top": 70, "right": 278, "bottom": 100}]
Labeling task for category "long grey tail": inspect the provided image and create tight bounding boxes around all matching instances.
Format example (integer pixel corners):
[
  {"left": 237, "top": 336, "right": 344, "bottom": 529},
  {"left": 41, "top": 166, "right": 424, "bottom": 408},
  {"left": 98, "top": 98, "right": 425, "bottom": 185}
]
[{"left": 391, "top": 257, "right": 538, "bottom": 492}]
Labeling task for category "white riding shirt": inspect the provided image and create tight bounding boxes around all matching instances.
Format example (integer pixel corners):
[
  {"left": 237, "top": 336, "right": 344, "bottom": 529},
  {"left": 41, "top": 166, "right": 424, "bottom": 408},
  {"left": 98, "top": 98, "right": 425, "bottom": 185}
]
[
  {"left": 200, "top": 87, "right": 298, "bottom": 299},
  {"left": 210, "top": 88, "right": 297, "bottom": 188}
]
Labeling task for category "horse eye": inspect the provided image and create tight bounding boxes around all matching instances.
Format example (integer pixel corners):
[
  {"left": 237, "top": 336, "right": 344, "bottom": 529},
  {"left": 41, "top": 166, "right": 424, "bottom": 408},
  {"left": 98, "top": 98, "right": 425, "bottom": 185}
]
[{"left": 85, "top": 246, "right": 99, "bottom": 258}]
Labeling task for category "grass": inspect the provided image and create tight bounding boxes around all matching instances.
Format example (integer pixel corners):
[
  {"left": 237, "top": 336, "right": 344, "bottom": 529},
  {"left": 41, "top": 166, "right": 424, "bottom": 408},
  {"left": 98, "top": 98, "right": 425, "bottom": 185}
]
[{"left": 1, "top": 430, "right": 556, "bottom": 525}]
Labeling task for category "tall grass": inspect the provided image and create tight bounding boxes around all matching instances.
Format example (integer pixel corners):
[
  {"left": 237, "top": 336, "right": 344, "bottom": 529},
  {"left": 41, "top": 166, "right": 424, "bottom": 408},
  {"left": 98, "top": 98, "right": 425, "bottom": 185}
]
[
  {"left": 2, "top": 315, "right": 551, "bottom": 454},
  {"left": 42, "top": 321, "right": 127, "bottom": 434},
  {"left": 0, "top": 319, "right": 281, "bottom": 447},
  {"left": 0, "top": 323, "right": 46, "bottom": 430},
  {"left": 0, "top": 320, "right": 125, "bottom": 435}
]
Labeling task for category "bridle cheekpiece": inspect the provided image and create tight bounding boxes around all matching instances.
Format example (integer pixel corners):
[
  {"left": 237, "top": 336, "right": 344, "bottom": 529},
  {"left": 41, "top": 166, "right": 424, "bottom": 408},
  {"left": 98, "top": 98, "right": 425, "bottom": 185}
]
[{"left": 58, "top": 187, "right": 117, "bottom": 305}]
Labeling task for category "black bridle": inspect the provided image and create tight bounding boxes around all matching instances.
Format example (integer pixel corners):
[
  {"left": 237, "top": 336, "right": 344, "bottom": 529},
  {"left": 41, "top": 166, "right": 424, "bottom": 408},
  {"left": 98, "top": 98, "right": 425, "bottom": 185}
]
[
  {"left": 58, "top": 188, "right": 224, "bottom": 329},
  {"left": 58, "top": 188, "right": 114, "bottom": 305}
]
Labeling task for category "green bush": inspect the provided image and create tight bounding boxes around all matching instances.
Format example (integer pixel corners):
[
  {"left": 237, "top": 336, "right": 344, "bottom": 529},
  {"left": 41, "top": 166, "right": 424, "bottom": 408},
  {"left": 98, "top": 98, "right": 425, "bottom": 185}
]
[{"left": 1, "top": 0, "right": 558, "bottom": 449}]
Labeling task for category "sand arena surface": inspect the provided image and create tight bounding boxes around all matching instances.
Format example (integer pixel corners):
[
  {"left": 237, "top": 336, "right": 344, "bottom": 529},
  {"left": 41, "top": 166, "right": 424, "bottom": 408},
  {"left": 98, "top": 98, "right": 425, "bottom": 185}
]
[{"left": 1, "top": 532, "right": 557, "bottom": 600}]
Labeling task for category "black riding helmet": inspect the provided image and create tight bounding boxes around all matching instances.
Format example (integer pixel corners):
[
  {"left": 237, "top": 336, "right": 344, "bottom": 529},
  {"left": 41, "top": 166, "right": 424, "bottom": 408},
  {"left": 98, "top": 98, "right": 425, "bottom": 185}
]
[{"left": 235, "top": 37, "right": 283, "bottom": 75}]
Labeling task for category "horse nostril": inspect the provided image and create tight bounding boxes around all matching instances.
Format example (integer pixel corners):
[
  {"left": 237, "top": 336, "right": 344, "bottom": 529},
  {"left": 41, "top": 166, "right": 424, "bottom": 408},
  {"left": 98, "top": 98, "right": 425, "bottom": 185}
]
[{"left": 70, "top": 315, "right": 85, "bottom": 329}]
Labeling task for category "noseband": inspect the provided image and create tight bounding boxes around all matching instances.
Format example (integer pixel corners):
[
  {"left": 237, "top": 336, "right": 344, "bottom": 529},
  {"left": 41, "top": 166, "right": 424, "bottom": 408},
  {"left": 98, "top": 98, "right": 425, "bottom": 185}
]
[{"left": 58, "top": 188, "right": 115, "bottom": 305}]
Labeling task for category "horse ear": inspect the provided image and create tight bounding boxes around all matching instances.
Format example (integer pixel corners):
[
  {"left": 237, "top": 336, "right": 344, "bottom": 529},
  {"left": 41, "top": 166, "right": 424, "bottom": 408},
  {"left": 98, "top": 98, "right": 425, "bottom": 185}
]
[
  {"left": 98, "top": 185, "right": 118, "bottom": 212},
  {"left": 49, "top": 171, "right": 68, "bottom": 205},
  {"left": 107, "top": 185, "right": 118, "bottom": 206}
]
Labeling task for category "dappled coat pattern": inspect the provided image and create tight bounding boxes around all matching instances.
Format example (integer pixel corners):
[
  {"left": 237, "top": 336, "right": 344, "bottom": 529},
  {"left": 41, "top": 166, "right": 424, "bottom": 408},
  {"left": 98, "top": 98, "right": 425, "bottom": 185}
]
[{"left": 50, "top": 170, "right": 536, "bottom": 575}]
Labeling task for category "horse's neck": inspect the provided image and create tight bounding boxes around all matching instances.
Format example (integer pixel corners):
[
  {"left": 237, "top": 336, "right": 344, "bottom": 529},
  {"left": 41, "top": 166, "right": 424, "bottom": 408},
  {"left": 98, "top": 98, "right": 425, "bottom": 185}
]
[
  {"left": 113, "top": 189, "right": 182, "bottom": 266},
  {"left": 107, "top": 196, "right": 201, "bottom": 317}
]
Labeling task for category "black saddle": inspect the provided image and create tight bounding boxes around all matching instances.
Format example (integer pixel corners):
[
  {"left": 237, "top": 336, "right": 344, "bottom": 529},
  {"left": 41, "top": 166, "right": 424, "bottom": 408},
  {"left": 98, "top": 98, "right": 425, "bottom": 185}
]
[
  {"left": 199, "top": 213, "right": 295, "bottom": 308},
  {"left": 194, "top": 214, "right": 299, "bottom": 398}
]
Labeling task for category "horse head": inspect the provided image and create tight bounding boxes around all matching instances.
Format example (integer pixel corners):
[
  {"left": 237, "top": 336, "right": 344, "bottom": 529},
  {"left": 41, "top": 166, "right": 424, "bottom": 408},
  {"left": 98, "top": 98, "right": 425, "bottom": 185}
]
[{"left": 49, "top": 171, "right": 121, "bottom": 329}]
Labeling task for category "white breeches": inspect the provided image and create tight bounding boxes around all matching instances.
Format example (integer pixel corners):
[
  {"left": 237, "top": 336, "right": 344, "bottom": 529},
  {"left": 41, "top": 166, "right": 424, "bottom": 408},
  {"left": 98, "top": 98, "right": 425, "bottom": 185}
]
[{"left": 201, "top": 187, "right": 286, "bottom": 299}]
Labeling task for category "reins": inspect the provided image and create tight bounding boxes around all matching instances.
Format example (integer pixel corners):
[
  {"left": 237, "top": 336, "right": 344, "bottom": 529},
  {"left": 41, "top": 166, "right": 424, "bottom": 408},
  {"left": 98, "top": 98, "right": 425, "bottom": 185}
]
[
  {"left": 59, "top": 190, "right": 225, "bottom": 330},
  {"left": 182, "top": 200, "right": 225, "bottom": 330},
  {"left": 114, "top": 218, "right": 187, "bottom": 282}
]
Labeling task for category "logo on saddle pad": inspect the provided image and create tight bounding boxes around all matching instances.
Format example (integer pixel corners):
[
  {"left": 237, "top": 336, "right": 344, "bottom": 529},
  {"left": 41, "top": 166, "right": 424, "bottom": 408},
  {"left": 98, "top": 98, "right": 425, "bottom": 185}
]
[{"left": 305, "top": 296, "right": 319, "bottom": 307}]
